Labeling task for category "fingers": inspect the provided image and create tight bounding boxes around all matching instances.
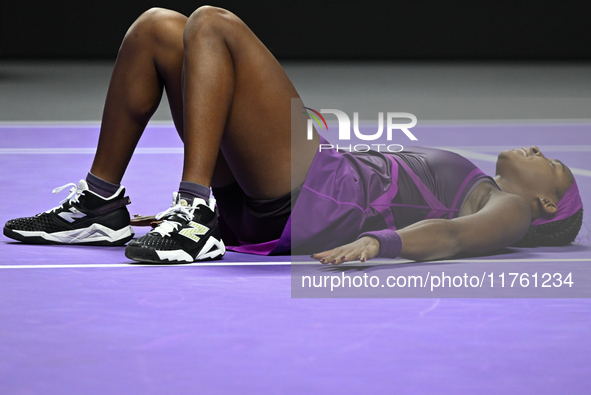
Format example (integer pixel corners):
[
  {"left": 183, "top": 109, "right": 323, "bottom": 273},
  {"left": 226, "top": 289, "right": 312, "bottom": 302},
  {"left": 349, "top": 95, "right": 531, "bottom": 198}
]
[
  {"left": 310, "top": 249, "right": 332, "bottom": 264},
  {"left": 310, "top": 237, "right": 380, "bottom": 265},
  {"left": 310, "top": 245, "right": 367, "bottom": 265},
  {"left": 130, "top": 214, "right": 158, "bottom": 226},
  {"left": 311, "top": 252, "right": 342, "bottom": 264}
]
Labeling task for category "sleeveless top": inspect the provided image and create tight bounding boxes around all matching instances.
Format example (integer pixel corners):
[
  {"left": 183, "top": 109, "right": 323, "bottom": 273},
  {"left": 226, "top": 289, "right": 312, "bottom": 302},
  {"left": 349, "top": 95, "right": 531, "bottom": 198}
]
[{"left": 228, "top": 139, "right": 499, "bottom": 255}]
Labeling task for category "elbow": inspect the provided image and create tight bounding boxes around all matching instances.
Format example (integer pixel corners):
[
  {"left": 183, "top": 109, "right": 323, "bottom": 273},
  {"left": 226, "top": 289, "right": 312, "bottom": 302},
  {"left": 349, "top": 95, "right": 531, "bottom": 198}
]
[
  {"left": 400, "top": 220, "right": 463, "bottom": 261},
  {"left": 446, "top": 223, "right": 463, "bottom": 257}
]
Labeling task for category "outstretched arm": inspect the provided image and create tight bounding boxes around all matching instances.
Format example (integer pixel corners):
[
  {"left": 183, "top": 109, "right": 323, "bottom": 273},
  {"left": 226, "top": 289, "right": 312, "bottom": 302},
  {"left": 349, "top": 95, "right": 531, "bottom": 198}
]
[{"left": 312, "top": 190, "right": 531, "bottom": 264}]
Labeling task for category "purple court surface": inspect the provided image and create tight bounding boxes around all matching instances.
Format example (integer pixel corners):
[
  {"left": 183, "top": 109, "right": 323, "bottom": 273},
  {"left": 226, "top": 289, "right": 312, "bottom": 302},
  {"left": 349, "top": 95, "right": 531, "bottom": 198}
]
[{"left": 1, "top": 122, "right": 591, "bottom": 394}]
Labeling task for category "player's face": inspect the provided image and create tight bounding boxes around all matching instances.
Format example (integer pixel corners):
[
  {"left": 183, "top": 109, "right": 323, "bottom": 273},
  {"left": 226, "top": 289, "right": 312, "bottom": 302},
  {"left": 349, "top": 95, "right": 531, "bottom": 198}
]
[{"left": 496, "top": 146, "right": 573, "bottom": 201}]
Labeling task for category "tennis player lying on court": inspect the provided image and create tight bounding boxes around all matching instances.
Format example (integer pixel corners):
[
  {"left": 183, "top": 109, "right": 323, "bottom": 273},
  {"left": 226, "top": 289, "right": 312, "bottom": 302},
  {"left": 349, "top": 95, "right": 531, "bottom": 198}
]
[{"left": 3, "top": 6, "right": 584, "bottom": 264}]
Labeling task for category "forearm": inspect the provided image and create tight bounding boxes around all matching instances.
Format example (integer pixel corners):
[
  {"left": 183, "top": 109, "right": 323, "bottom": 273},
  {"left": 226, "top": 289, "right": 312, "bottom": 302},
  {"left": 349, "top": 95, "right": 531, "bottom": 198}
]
[
  {"left": 359, "top": 219, "right": 460, "bottom": 261},
  {"left": 396, "top": 219, "right": 461, "bottom": 261}
]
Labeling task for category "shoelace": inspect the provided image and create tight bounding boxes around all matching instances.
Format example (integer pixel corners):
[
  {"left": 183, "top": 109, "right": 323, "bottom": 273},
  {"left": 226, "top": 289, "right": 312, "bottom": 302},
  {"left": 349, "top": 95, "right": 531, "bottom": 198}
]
[
  {"left": 46, "top": 183, "right": 83, "bottom": 213},
  {"left": 152, "top": 203, "right": 196, "bottom": 237}
]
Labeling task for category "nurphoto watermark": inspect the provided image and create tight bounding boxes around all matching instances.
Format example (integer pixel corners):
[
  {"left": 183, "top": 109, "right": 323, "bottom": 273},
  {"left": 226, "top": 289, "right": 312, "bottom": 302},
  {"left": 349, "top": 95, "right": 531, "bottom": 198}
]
[{"left": 303, "top": 107, "right": 418, "bottom": 153}]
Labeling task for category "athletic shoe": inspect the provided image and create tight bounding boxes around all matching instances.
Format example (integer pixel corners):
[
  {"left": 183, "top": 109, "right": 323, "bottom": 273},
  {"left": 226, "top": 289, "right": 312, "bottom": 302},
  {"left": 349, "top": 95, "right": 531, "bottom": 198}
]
[
  {"left": 125, "top": 193, "right": 225, "bottom": 263},
  {"left": 3, "top": 180, "right": 134, "bottom": 246}
]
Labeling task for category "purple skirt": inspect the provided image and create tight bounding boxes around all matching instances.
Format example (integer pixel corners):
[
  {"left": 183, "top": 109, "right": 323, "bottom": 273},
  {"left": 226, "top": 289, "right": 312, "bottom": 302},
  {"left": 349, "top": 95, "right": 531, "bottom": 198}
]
[{"left": 221, "top": 138, "right": 398, "bottom": 255}]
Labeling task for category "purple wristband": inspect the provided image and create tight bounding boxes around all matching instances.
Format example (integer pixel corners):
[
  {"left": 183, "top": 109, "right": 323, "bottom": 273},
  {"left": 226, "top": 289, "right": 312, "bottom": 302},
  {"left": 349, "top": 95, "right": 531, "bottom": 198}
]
[{"left": 358, "top": 229, "right": 403, "bottom": 258}]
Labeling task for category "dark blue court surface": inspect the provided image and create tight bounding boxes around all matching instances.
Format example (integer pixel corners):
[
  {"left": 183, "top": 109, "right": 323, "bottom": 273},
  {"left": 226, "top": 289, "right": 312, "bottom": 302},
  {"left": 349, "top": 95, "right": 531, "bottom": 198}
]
[{"left": 1, "top": 123, "right": 590, "bottom": 394}]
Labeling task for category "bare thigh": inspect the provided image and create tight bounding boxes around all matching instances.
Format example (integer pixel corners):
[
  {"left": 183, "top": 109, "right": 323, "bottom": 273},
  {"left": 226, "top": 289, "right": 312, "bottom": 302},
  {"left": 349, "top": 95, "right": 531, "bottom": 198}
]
[{"left": 182, "top": 7, "right": 319, "bottom": 198}]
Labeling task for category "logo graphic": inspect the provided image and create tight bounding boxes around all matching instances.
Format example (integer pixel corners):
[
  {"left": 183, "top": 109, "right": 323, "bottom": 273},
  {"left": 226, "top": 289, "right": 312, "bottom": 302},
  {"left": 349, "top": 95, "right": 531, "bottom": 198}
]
[
  {"left": 304, "top": 107, "right": 417, "bottom": 141},
  {"left": 303, "top": 107, "right": 329, "bottom": 139},
  {"left": 179, "top": 222, "right": 209, "bottom": 243},
  {"left": 303, "top": 107, "right": 418, "bottom": 153},
  {"left": 58, "top": 207, "right": 86, "bottom": 223}
]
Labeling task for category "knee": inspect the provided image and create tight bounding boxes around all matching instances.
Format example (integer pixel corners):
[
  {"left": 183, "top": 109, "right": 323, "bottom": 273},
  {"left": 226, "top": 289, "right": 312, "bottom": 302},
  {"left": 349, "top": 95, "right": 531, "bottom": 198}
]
[
  {"left": 183, "top": 6, "right": 240, "bottom": 44},
  {"left": 124, "top": 7, "right": 186, "bottom": 46}
]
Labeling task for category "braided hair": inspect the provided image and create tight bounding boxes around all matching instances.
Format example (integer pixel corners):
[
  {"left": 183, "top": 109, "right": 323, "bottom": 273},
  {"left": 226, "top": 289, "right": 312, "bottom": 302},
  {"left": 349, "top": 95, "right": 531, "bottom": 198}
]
[{"left": 512, "top": 208, "right": 584, "bottom": 247}]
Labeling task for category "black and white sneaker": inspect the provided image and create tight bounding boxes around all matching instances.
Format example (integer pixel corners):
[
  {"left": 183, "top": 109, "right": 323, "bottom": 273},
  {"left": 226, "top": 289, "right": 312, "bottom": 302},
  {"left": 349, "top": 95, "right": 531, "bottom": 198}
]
[
  {"left": 3, "top": 180, "right": 134, "bottom": 246},
  {"left": 125, "top": 193, "right": 225, "bottom": 263}
]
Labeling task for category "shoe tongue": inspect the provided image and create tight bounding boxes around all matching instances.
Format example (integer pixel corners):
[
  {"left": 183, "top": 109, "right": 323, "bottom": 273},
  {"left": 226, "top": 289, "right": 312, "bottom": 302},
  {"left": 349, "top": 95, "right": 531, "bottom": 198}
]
[
  {"left": 77, "top": 179, "right": 90, "bottom": 191},
  {"left": 179, "top": 196, "right": 207, "bottom": 208}
]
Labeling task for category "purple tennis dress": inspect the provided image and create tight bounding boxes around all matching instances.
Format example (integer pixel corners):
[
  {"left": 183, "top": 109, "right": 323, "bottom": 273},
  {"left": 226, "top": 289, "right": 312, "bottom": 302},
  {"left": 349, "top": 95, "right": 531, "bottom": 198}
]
[{"left": 225, "top": 139, "right": 498, "bottom": 255}]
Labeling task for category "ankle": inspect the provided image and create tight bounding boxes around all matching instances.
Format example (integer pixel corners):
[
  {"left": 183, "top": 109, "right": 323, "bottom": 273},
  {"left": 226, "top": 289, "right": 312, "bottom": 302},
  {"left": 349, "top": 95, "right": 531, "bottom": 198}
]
[
  {"left": 86, "top": 172, "right": 121, "bottom": 198},
  {"left": 178, "top": 181, "right": 210, "bottom": 202}
]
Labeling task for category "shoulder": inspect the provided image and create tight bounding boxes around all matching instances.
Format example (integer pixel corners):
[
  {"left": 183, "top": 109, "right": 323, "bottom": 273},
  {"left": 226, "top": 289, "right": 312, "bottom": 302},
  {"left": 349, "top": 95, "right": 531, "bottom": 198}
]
[
  {"left": 481, "top": 187, "right": 531, "bottom": 220},
  {"left": 467, "top": 182, "right": 531, "bottom": 227},
  {"left": 461, "top": 181, "right": 523, "bottom": 215}
]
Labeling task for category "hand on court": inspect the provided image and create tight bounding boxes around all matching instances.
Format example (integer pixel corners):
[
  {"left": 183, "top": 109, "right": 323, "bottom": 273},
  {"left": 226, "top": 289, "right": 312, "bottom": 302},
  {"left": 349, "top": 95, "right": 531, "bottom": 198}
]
[
  {"left": 311, "top": 236, "right": 380, "bottom": 265},
  {"left": 130, "top": 214, "right": 161, "bottom": 228}
]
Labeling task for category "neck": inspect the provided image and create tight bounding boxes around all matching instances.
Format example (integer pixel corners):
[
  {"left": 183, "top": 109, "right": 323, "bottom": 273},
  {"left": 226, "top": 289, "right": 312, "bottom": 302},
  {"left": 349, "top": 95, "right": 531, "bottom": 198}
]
[
  {"left": 493, "top": 175, "right": 514, "bottom": 194},
  {"left": 494, "top": 175, "right": 541, "bottom": 221}
]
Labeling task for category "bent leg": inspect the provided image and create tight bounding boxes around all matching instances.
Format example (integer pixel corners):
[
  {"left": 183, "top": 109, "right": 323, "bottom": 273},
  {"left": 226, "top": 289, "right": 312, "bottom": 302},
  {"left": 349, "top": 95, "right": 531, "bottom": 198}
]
[
  {"left": 2, "top": 8, "right": 192, "bottom": 246},
  {"left": 181, "top": 6, "right": 318, "bottom": 199},
  {"left": 90, "top": 8, "right": 187, "bottom": 184},
  {"left": 91, "top": 5, "right": 318, "bottom": 199}
]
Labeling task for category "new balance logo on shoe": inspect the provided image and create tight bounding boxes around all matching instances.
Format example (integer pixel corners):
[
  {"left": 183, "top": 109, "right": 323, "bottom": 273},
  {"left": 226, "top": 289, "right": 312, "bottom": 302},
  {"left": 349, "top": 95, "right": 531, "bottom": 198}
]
[
  {"left": 179, "top": 222, "right": 209, "bottom": 243},
  {"left": 58, "top": 207, "right": 87, "bottom": 223}
]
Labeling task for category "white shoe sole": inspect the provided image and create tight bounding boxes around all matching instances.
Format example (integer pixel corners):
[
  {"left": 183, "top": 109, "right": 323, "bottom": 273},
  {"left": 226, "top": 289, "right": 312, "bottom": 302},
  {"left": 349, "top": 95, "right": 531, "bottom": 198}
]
[
  {"left": 11, "top": 224, "right": 134, "bottom": 245},
  {"left": 155, "top": 236, "right": 226, "bottom": 262}
]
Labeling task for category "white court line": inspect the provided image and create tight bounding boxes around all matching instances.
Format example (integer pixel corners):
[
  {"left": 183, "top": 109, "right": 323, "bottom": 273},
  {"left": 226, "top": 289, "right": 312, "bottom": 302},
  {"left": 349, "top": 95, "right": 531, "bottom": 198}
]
[
  {"left": 1, "top": 258, "right": 590, "bottom": 269},
  {"left": 0, "top": 261, "right": 292, "bottom": 269},
  {"left": 2, "top": 145, "right": 590, "bottom": 158},
  {"left": 2, "top": 146, "right": 590, "bottom": 176},
  {"left": 0, "top": 147, "right": 183, "bottom": 154},
  {"left": 3, "top": 119, "right": 591, "bottom": 126},
  {"left": 0, "top": 121, "right": 174, "bottom": 127},
  {"left": 2, "top": 145, "right": 590, "bottom": 157},
  {"left": 438, "top": 145, "right": 591, "bottom": 152},
  {"left": 416, "top": 258, "right": 591, "bottom": 264},
  {"left": 416, "top": 118, "right": 591, "bottom": 125}
]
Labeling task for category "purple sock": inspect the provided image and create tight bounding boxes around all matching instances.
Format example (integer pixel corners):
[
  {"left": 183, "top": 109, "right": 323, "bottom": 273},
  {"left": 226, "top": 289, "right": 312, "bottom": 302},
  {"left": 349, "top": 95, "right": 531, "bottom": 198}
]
[
  {"left": 86, "top": 172, "right": 120, "bottom": 198},
  {"left": 179, "top": 181, "right": 210, "bottom": 202}
]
